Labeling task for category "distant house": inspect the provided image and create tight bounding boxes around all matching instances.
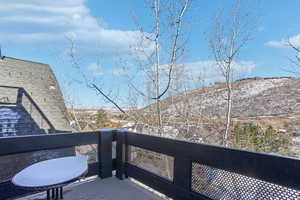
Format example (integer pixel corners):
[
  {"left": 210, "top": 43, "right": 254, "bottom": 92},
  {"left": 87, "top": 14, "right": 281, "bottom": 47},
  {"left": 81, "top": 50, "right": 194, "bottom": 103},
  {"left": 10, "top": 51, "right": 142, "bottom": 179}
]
[
  {"left": 82, "top": 122, "right": 98, "bottom": 131},
  {"left": 278, "top": 129, "right": 287, "bottom": 134}
]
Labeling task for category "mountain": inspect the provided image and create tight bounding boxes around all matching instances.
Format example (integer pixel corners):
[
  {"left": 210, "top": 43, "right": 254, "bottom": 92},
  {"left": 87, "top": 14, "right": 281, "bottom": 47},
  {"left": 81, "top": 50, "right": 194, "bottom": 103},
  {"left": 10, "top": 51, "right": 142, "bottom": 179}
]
[
  {"left": 160, "top": 77, "right": 300, "bottom": 118},
  {"left": 141, "top": 77, "right": 300, "bottom": 144}
]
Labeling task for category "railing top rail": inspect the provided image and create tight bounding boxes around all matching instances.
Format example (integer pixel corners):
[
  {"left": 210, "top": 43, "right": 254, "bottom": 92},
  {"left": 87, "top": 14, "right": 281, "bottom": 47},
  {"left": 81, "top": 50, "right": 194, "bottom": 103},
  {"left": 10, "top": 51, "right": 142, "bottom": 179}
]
[
  {"left": 0, "top": 131, "right": 101, "bottom": 156},
  {"left": 125, "top": 130, "right": 300, "bottom": 161},
  {"left": 0, "top": 129, "right": 118, "bottom": 156},
  {"left": 0, "top": 85, "right": 21, "bottom": 89},
  {"left": 20, "top": 89, "right": 55, "bottom": 130},
  {"left": 124, "top": 130, "right": 300, "bottom": 191},
  {"left": 0, "top": 102, "right": 16, "bottom": 105}
]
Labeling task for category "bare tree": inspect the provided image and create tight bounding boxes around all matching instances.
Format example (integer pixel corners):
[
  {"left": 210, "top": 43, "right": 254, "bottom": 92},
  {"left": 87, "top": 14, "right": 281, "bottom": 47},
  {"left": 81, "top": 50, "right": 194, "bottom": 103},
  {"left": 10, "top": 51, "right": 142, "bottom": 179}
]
[
  {"left": 127, "top": 0, "right": 191, "bottom": 180},
  {"left": 65, "top": 1, "right": 191, "bottom": 139},
  {"left": 287, "top": 39, "right": 300, "bottom": 75},
  {"left": 209, "top": 0, "right": 257, "bottom": 146},
  {"left": 110, "top": 0, "right": 191, "bottom": 137}
]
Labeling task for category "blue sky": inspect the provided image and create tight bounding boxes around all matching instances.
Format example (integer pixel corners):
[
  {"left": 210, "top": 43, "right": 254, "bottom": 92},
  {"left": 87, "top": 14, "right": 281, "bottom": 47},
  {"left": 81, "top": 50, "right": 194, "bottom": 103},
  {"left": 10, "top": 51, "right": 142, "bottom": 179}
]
[{"left": 0, "top": 0, "right": 300, "bottom": 108}]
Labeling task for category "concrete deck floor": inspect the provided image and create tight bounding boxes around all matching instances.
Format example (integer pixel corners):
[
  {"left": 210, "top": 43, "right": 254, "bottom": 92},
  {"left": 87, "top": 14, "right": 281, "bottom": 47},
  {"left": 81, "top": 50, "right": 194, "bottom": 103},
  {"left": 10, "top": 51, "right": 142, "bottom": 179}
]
[{"left": 16, "top": 177, "right": 165, "bottom": 200}]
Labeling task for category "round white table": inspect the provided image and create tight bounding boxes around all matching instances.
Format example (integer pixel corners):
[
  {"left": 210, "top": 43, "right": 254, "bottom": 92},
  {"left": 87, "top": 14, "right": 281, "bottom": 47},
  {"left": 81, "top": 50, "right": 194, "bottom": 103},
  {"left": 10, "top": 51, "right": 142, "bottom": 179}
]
[{"left": 12, "top": 156, "right": 88, "bottom": 200}]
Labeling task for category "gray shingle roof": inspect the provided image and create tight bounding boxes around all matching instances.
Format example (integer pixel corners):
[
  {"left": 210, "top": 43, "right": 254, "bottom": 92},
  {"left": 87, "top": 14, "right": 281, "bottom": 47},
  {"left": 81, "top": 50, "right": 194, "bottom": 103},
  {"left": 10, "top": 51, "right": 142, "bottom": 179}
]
[{"left": 0, "top": 56, "right": 71, "bottom": 133}]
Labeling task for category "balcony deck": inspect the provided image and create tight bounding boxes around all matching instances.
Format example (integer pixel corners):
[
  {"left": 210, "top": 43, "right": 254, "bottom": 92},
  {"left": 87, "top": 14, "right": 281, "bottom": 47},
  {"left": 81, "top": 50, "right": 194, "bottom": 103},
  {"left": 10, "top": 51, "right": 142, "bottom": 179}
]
[{"left": 16, "top": 177, "right": 164, "bottom": 200}]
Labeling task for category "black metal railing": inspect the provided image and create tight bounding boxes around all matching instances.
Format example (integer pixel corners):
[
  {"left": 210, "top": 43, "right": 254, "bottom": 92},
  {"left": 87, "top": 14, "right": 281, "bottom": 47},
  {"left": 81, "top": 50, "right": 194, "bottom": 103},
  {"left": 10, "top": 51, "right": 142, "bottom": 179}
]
[
  {"left": 0, "top": 86, "right": 20, "bottom": 105},
  {"left": 0, "top": 130, "right": 116, "bottom": 199},
  {"left": 1, "top": 129, "right": 300, "bottom": 200},
  {"left": 0, "top": 85, "right": 55, "bottom": 132}
]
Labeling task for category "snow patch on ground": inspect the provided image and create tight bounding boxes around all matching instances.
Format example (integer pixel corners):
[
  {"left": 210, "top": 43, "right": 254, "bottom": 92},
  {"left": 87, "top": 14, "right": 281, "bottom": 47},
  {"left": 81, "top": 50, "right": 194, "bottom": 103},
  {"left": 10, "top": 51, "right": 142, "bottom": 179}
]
[{"left": 236, "top": 78, "right": 286, "bottom": 99}]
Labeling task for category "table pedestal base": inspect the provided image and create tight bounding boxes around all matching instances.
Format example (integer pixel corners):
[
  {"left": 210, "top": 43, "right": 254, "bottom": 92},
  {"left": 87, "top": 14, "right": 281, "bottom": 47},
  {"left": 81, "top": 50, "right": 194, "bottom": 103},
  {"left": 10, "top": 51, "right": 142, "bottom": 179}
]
[{"left": 47, "top": 187, "right": 63, "bottom": 200}]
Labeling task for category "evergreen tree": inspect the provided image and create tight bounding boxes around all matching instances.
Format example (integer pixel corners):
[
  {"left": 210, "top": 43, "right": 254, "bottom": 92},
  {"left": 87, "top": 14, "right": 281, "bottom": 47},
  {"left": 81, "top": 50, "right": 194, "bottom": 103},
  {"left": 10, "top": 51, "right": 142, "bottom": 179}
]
[
  {"left": 96, "top": 109, "right": 112, "bottom": 128},
  {"left": 230, "top": 123, "right": 294, "bottom": 157}
]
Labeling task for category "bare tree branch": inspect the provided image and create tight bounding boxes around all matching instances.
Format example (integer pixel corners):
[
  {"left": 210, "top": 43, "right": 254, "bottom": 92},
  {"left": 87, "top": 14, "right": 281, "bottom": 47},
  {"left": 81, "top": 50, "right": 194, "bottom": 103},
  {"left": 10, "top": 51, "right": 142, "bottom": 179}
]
[
  {"left": 90, "top": 84, "right": 127, "bottom": 114},
  {"left": 66, "top": 35, "right": 128, "bottom": 116},
  {"left": 209, "top": 0, "right": 257, "bottom": 146},
  {"left": 153, "top": 0, "right": 190, "bottom": 100}
]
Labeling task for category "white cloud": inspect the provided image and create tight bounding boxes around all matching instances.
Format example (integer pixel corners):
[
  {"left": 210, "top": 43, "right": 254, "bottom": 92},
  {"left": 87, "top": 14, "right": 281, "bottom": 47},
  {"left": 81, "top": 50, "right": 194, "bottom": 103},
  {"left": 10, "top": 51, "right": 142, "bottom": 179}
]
[
  {"left": 0, "top": 0, "right": 151, "bottom": 55},
  {"left": 265, "top": 40, "right": 286, "bottom": 48},
  {"left": 181, "top": 60, "right": 255, "bottom": 84},
  {"left": 87, "top": 63, "right": 103, "bottom": 76},
  {"left": 109, "top": 69, "right": 130, "bottom": 76},
  {"left": 149, "top": 60, "right": 255, "bottom": 91},
  {"left": 265, "top": 34, "right": 300, "bottom": 48}
]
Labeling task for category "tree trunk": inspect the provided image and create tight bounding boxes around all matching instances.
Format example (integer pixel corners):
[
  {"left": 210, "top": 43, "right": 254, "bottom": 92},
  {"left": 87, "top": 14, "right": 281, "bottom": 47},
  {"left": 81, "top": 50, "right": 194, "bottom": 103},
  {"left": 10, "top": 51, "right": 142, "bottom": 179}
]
[
  {"left": 154, "top": 0, "right": 162, "bottom": 135},
  {"left": 224, "top": 80, "right": 232, "bottom": 147}
]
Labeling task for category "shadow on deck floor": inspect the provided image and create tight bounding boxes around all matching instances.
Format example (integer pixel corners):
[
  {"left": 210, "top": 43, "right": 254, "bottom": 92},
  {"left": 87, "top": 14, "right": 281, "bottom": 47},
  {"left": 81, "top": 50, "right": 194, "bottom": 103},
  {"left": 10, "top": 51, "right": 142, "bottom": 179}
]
[{"left": 16, "top": 177, "right": 165, "bottom": 200}]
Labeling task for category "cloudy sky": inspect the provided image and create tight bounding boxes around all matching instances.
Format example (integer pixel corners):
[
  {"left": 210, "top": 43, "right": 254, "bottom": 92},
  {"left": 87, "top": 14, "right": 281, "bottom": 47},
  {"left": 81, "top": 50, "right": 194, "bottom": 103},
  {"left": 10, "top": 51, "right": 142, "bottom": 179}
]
[{"left": 0, "top": 0, "right": 300, "bottom": 108}]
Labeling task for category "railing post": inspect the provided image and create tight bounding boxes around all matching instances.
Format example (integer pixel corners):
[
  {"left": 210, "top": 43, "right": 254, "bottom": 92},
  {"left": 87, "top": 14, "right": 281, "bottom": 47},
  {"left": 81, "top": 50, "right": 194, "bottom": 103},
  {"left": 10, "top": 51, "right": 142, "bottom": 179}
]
[
  {"left": 116, "top": 129, "right": 126, "bottom": 180},
  {"left": 98, "top": 129, "right": 113, "bottom": 178},
  {"left": 125, "top": 143, "right": 131, "bottom": 179},
  {"left": 16, "top": 88, "right": 23, "bottom": 105},
  {"left": 173, "top": 157, "right": 191, "bottom": 198}
]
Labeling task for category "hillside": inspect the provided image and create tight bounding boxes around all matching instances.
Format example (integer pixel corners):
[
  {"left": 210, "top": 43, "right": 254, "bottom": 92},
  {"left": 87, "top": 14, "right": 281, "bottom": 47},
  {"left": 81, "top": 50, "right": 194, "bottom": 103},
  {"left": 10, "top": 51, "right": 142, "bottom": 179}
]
[
  {"left": 160, "top": 77, "right": 300, "bottom": 118},
  {"left": 139, "top": 77, "right": 300, "bottom": 145}
]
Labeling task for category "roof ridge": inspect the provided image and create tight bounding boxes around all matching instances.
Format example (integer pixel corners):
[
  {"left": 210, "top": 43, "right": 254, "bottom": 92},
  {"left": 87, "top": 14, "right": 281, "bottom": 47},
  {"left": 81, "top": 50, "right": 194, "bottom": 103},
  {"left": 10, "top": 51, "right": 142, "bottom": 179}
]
[{"left": 1, "top": 56, "right": 48, "bottom": 66}]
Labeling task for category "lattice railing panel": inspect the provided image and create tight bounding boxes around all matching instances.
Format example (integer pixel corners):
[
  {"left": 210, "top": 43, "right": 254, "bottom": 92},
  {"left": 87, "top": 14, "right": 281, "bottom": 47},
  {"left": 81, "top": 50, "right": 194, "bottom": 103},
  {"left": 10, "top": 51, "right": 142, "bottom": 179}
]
[
  {"left": 128, "top": 145, "right": 174, "bottom": 180},
  {"left": 192, "top": 162, "right": 300, "bottom": 200}
]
